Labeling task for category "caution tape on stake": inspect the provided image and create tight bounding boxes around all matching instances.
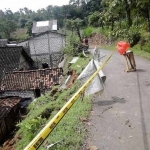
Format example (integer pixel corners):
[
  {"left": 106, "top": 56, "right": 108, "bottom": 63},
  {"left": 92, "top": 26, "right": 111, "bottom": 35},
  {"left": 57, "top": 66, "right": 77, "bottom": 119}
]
[{"left": 24, "top": 50, "right": 115, "bottom": 150}]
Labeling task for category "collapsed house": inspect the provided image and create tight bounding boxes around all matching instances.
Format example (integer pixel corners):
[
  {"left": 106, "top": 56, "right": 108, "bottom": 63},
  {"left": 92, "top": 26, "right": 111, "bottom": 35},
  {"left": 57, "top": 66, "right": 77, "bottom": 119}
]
[
  {"left": 0, "top": 96, "right": 21, "bottom": 144},
  {"left": 0, "top": 20, "right": 65, "bottom": 144},
  {"left": 0, "top": 68, "right": 63, "bottom": 99},
  {"left": 0, "top": 67, "right": 63, "bottom": 144}
]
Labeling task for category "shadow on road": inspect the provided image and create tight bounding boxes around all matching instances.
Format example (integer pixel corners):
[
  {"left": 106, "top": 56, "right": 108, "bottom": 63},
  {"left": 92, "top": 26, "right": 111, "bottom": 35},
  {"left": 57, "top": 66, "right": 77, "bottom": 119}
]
[
  {"left": 93, "top": 96, "right": 126, "bottom": 106},
  {"left": 136, "top": 69, "right": 146, "bottom": 72}
]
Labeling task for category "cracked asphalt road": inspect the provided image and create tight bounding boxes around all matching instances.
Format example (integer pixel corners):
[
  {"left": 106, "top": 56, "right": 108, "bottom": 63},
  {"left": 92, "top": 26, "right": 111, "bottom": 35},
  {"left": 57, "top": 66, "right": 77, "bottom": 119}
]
[{"left": 87, "top": 49, "right": 150, "bottom": 150}]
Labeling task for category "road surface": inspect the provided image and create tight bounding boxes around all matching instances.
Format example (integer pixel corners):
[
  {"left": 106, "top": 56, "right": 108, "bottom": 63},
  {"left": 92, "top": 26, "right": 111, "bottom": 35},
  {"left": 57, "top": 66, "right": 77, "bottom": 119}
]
[{"left": 87, "top": 49, "right": 150, "bottom": 150}]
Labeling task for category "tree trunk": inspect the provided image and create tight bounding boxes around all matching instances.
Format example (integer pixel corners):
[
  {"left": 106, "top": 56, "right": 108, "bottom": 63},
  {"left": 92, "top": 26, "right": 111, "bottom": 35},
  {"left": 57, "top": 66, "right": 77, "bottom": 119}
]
[
  {"left": 101, "top": 22, "right": 104, "bottom": 29},
  {"left": 111, "top": 15, "right": 114, "bottom": 31},
  {"left": 5, "top": 32, "right": 10, "bottom": 39},
  {"left": 76, "top": 27, "right": 82, "bottom": 42},
  {"left": 118, "top": 13, "right": 121, "bottom": 28},
  {"left": 111, "top": 20, "right": 114, "bottom": 31},
  {"left": 145, "top": 7, "right": 150, "bottom": 33},
  {"left": 136, "top": 15, "right": 139, "bottom": 27},
  {"left": 124, "top": 0, "right": 132, "bottom": 27}
]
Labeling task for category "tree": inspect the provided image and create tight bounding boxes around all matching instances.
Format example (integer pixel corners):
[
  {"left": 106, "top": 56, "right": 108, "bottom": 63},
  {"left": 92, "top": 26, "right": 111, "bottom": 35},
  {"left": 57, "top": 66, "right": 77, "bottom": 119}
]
[
  {"left": 69, "top": 0, "right": 90, "bottom": 7},
  {"left": 137, "top": 0, "right": 150, "bottom": 33},
  {"left": 25, "top": 21, "right": 33, "bottom": 36},
  {"left": 19, "top": 18, "right": 28, "bottom": 28},
  {"left": 66, "top": 18, "right": 83, "bottom": 41},
  {"left": 86, "top": 0, "right": 102, "bottom": 15},
  {"left": 102, "top": 0, "right": 132, "bottom": 28},
  {"left": 0, "top": 10, "right": 17, "bottom": 39},
  {"left": 0, "top": 19, "right": 17, "bottom": 38},
  {"left": 88, "top": 11, "right": 100, "bottom": 27},
  {"left": 124, "top": 0, "right": 132, "bottom": 27}
]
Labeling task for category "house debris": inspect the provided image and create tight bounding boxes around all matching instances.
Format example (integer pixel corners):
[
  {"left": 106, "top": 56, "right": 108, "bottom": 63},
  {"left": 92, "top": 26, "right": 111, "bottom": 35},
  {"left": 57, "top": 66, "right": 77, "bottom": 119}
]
[
  {"left": 0, "top": 96, "right": 21, "bottom": 144},
  {"left": 69, "top": 57, "right": 79, "bottom": 65},
  {"left": 0, "top": 68, "right": 63, "bottom": 143},
  {"left": 61, "top": 69, "right": 78, "bottom": 89},
  {"left": 0, "top": 20, "right": 66, "bottom": 147},
  {"left": 0, "top": 68, "right": 63, "bottom": 98}
]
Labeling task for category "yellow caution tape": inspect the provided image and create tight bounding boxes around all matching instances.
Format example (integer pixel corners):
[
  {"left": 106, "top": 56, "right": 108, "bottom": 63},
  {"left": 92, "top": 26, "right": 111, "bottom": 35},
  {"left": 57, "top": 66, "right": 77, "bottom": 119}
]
[{"left": 24, "top": 50, "right": 115, "bottom": 150}]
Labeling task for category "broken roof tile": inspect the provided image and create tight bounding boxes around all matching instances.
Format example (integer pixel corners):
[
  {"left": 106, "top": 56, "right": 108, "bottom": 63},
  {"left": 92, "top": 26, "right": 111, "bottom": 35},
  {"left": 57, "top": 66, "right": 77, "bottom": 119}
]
[
  {"left": 1, "top": 68, "right": 63, "bottom": 91},
  {"left": 0, "top": 97, "right": 21, "bottom": 121}
]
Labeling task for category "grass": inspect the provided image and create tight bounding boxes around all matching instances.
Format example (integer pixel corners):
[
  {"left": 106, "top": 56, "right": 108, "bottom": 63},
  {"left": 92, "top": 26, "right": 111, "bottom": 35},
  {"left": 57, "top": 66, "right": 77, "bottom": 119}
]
[
  {"left": 129, "top": 45, "right": 150, "bottom": 60},
  {"left": 70, "top": 55, "right": 93, "bottom": 74},
  {"left": 100, "top": 42, "right": 150, "bottom": 61},
  {"left": 82, "top": 27, "right": 110, "bottom": 37},
  {"left": 15, "top": 54, "right": 93, "bottom": 150}
]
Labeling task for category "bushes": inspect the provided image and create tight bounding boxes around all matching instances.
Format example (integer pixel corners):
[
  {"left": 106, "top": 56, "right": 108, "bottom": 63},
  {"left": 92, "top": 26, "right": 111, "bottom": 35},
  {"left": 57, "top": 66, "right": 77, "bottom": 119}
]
[
  {"left": 88, "top": 11, "right": 100, "bottom": 27},
  {"left": 139, "top": 35, "right": 150, "bottom": 53},
  {"left": 111, "top": 26, "right": 141, "bottom": 47},
  {"left": 82, "top": 27, "right": 93, "bottom": 37},
  {"left": 15, "top": 56, "right": 93, "bottom": 150},
  {"left": 17, "top": 116, "right": 46, "bottom": 141},
  {"left": 63, "top": 33, "right": 80, "bottom": 56},
  {"left": 82, "top": 27, "right": 110, "bottom": 38}
]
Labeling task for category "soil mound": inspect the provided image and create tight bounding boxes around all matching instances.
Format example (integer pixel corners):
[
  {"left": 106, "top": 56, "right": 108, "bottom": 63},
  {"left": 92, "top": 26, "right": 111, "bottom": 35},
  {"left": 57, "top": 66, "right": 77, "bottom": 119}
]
[{"left": 89, "top": 33, "right": 108, "bottom": 47}]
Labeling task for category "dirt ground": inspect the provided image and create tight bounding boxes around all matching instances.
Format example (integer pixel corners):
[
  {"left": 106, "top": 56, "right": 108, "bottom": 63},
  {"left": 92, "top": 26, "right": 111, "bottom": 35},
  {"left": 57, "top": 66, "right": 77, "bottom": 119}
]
[{"left": 87, "top": 49, "right": 150, "bottom": 150}]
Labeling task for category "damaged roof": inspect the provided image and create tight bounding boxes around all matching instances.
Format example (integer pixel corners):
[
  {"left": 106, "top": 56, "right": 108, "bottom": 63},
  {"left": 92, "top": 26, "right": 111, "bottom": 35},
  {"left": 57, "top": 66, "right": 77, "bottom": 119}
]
[
  {"left": 0, "top": 97, "right": 21, "bottom": 121},
  {"left": 0, "top": 46, "right": 33, "bottom": 73},
  {"left": 0, "top": 46, "right": 33, "bottom": 85},
  {"left": 1, "top": 68, "right": 63, "bottom": 91}
]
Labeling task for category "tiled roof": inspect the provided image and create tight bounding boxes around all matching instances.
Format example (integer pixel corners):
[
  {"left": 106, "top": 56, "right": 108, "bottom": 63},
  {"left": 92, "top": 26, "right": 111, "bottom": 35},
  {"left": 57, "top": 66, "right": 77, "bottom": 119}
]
[
  {"left": 0, "top": 97, "right": 21, "bottom": 121},
  {"left": 0, "top": 46, "right": 33, "bottom": 85},
  {"left": 32, "top": 20, "right": 57, "bottom": 34},
  {"left": 1, "top": 68, "right": 63, "bottom": 91},
  {"left": 0, "top": 46, "right": 32, "bottom": 73}
]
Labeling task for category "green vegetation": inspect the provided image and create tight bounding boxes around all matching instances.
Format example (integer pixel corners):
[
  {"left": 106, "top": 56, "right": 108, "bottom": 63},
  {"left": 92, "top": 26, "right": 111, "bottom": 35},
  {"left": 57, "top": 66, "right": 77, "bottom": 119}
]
[
  {"left": 128, "top": 45, "right": 150, "bottom": 60},
  {"left": 82, "top": 27, "right": 93, "bottom": 37},
  {"left": 16, "top": 54, "right": 93, "bottom": 150},
  {"left": 0, "top": 0, "right": 149, "bottom": 53},
  {"left": 0, "top": 10, "right": 17, "bottom": 39},
  {"left": 63, "top": 33, "right": 80, "bottom": 56},
  {"left": 10, "top": 28, "right": 29, "bottom": 40},
  {"left": 70, "top": 56, "right": 92, "bottom": 74},
  {"left": 101, "top": 42, "right": 150, "bottom": 61},
  {"left": 1, "top": 0, "right": 150, "bottom": 148}
]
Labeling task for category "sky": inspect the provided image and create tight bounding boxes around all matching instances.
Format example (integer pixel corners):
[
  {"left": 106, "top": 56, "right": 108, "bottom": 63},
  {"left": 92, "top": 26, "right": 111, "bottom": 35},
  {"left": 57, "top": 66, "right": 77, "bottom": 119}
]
[{"left": 0, "top": 0, "right": 70, "bottom": 12}]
